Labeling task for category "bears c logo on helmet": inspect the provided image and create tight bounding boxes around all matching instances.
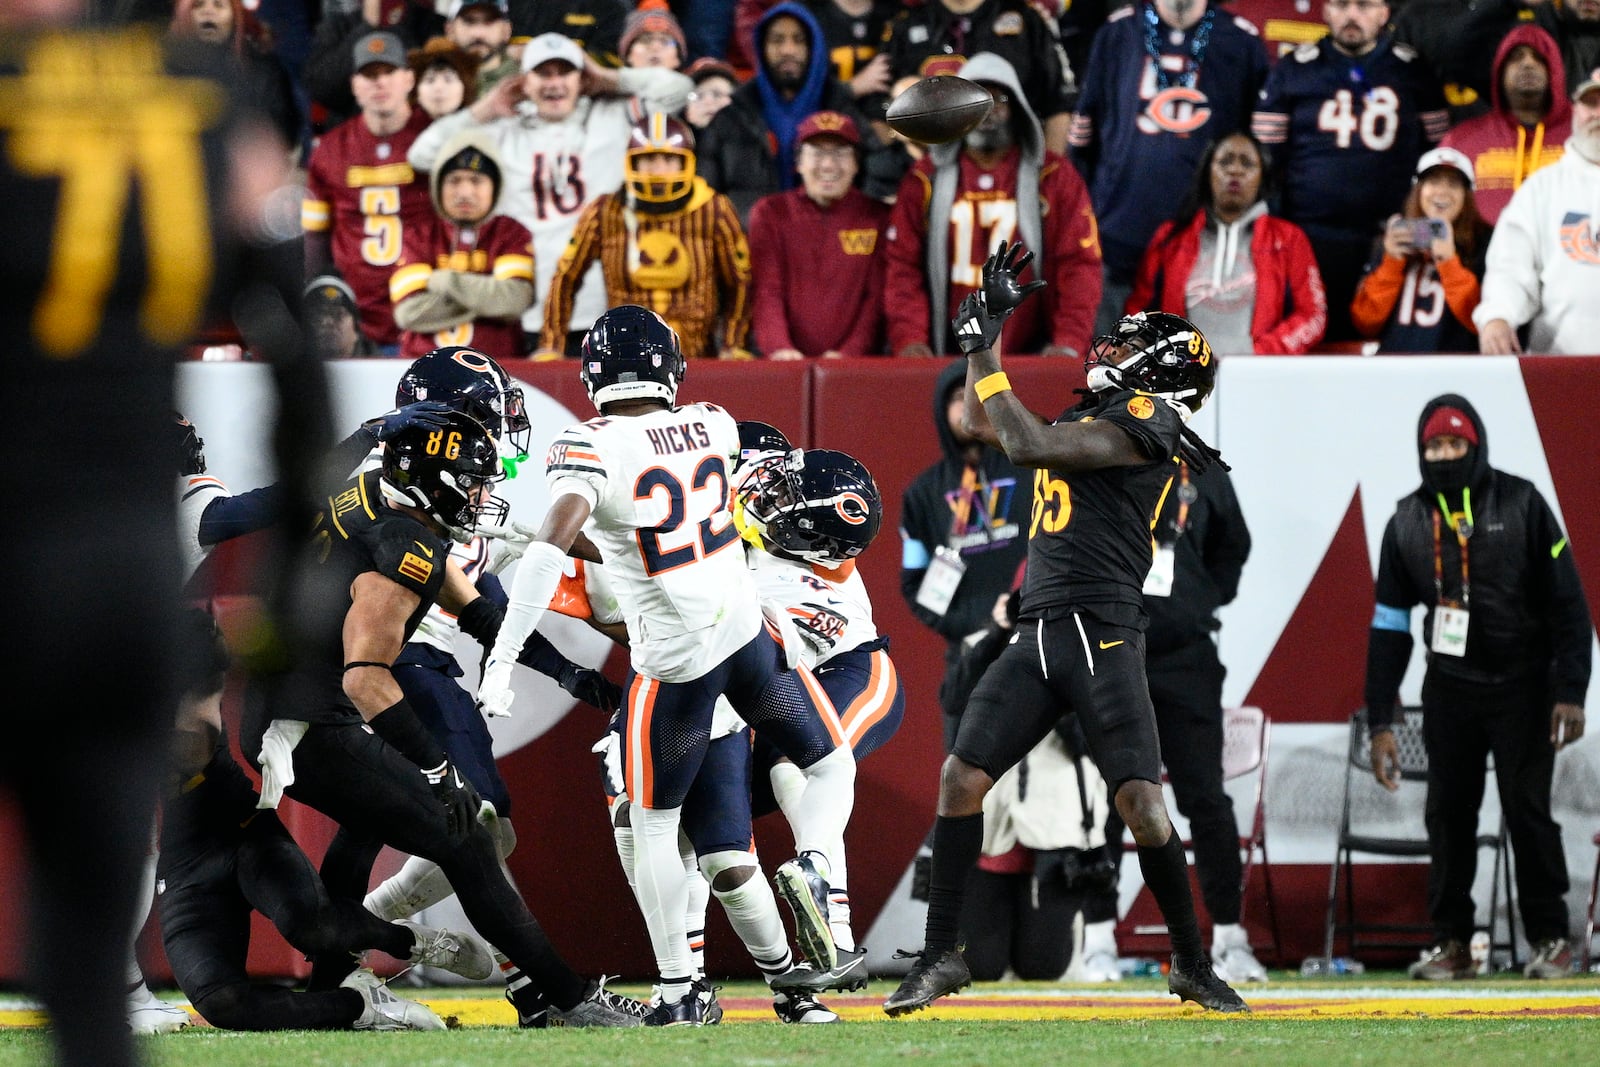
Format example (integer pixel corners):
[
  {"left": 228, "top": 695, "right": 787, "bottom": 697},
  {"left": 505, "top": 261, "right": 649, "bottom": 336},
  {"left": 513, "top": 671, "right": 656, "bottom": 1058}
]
[{"left": 835, "top": 491, "right": 871, "bottom": 525}]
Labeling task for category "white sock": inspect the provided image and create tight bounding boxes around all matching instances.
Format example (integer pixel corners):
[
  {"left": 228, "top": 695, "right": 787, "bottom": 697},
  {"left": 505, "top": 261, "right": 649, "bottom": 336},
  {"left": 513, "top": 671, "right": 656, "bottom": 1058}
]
[
  {"left": 787, "top": 746, "right": 855, "bottom": 877},
  {"left": 632, "top": 804, "right": 693, "bottom": 999},
  {"left": 128, "top": 849, "right": 158, "bottom": 989},
  {"left": 702, "top": 851, "right": 793, "bottom": 979},
  {"left": 769, "top": 759, "right": 807, "bottom": 826},
  {"left": 364, "top": 855, "right": 452, "bottom": 921},
  {"left": 680, "top": 836, "right": 709, "bottom": 976}
]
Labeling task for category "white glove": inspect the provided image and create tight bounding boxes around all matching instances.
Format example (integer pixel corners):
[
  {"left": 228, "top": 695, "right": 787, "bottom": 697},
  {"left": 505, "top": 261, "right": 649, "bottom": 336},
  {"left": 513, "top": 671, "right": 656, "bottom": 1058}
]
[
  {"left": 590, "top": 725, "right": 625, "bottom": 797},
  {"left": 478, "top": 656, "right": 516, "bottom": 718},
  {"left": 479, "top": 521, "right": 542, "bottom": 576}
]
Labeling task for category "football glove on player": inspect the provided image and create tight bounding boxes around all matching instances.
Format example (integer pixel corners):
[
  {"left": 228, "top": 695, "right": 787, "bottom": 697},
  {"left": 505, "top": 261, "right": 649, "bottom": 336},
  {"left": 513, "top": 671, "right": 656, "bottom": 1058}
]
[
  {"left": 955, "top": 239, "right": 1047, "bottom": 355},
  {"left": 421, "top": 759, "right": 481, "bottom": 839},
  {"left": 953, "top": 292, "right": 998, "bottom": 356},
  {"left": 364, "top": 401, "right": 455, "bottom": 442},
  {"left": 556, "top": 663, "right": 622, "bottom": 713},
  {"left": 478, "top": 656, "right": 516, "bottom": 718}
]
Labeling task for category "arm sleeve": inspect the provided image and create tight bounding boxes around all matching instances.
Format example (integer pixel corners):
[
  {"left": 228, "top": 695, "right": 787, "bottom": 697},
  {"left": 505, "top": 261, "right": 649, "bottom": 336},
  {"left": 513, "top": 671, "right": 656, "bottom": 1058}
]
[
  {"left": 882, "top": 168, "right": 934, "bottom": 353},
  {"left": 1201, "top": 469, "right": 1251, "bottom": 606},
  {"left": 1256, "top": 223, "right": 1328, "bottom": 354},
  {"left": 1529, "top": 492, "right": 1594, "bottom": 705},
  {"left": 1364, "top": 515, "right": 1420, "bottom": 727},
  {"left": 1125, "top": 223, "right": 1170, "bottom": 315},
  {"left": 435, "top": 272, "right": 536, "bottom": 320},
  {"left": 712, "top": 195, "right": 754, "bottom": 351},
  {"left": 1042, "top": 162, "right": 1103, "bottom": 358},
  {"left": 747, "top": 197, "right": 793, "bottom": 354},
  {"left": 1435, "top": 255, "right": 1482, "bottom": 335},
  {"left": 1473, "top": 193, "right": 1542, "bottom": 330},
  {"left": 1348, "top": 255, "right": 1406, "bottom": 339},
  {"left": 539, "top": 201, "right": 606, "bottom": 351}
]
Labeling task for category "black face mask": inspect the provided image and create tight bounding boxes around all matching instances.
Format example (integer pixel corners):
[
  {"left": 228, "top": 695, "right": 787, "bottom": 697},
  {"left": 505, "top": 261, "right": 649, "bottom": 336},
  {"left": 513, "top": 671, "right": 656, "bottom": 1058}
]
[{"left": 1424, "top": 456, "right": 1473, "bottom": 493}]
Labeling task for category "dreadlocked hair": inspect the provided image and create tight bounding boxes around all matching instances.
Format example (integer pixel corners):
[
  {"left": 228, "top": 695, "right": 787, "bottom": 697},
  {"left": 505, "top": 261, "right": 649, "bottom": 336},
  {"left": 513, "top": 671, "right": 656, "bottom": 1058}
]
[{"left": 1178, "top": 423, "right": 1228, "bottom": 473}]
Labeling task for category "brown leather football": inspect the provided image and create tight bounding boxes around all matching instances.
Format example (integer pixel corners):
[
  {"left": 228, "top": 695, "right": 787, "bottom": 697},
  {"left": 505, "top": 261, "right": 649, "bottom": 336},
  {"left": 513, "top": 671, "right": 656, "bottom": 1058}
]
[{"left": 884, "top": 75, "right": 994, "bottom": 145}]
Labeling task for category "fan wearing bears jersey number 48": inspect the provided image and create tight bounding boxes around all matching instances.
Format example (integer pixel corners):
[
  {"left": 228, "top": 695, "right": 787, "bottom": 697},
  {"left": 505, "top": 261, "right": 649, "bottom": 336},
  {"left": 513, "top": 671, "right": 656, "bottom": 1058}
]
[{"left": 885, "top": 241, "right": 1246, "bottom": 1017}]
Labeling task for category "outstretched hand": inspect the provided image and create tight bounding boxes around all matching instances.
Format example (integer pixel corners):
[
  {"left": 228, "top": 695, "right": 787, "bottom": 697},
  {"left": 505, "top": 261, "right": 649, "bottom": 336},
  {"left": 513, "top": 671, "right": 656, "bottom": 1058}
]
[
  {"left": 366, "top": 401, "right": 454, "bottom": 442},
  {"left": 981, "top": 240, "right": 1047, "bottom": 321},
  {"left": 953, "top": 292, "right": 997, "bottom": 356}
]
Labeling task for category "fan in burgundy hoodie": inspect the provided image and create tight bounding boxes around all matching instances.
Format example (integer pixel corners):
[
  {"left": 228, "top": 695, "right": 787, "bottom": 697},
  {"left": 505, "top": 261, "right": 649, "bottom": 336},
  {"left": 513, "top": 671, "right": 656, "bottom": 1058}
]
[{"left": 1440, "top": 24, "right": 1571, "bottom": 224}]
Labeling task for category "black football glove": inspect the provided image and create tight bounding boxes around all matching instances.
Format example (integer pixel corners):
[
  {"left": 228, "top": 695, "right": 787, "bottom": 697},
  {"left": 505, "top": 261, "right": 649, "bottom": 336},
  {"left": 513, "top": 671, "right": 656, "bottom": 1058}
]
[
  {"left": 953, "top": 292, "right": 998, "bottom": 356},
  {"left": 365, "top": 401, "right": 455, "bottom": 442},
  {"left": 557, "top": 662, "right": 622, "bottom": 714},
  {"left": 979, "top": 239, "right": 1047, "bottom": 345},
  {"left": 421, "top": 759, "right": 482, "bottom": 839}
]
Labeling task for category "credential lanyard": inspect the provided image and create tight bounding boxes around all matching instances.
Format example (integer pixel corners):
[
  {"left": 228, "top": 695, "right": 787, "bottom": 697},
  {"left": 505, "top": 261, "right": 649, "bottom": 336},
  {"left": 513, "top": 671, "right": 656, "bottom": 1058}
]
[{"left": 1431, "top": 489, "right": 1473, "bottom": 609}]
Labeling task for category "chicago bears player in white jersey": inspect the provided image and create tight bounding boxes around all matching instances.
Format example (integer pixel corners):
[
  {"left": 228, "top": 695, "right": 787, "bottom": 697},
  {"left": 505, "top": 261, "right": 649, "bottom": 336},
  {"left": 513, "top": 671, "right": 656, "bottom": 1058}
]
[
  {"left": 479, "top": 306, "right": 856, "bottom": 1025},
  {"left": 735, "top": 440, "right": 903, "bottom": 989}
]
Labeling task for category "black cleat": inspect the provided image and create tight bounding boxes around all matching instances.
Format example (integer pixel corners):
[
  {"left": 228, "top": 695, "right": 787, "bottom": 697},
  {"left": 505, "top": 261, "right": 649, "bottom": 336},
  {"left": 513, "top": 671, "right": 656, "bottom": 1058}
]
[
  {"left": 1167, "top": 955, "right": 1250, "bottom": 1013},
  {"left": 819, "top": 946, "right": 870, "bottom": 991},
  {"left": 882, "top": 947, "right": 971, "bottom": 1017},
  {"left": 773, "top": 991, "right": 840, "bottom": 1023},
  {"left": 776, "top": 852, "right": 836, "bottom": 971},
  {"left": 505, "top": 985, "right": 548, "bottom": 1029},
  {"left": 646, "top": 986, "right": 706, "bottom": 1027}
]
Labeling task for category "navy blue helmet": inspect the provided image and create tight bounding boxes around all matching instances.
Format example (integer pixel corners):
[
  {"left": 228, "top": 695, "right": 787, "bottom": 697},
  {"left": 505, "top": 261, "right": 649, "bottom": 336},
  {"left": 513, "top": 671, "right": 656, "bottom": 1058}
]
[
  {"left": 749, "top": 449, "right": 883, "bottom": 567},
  {"left": 579, "top": 305, "right": 686, "bottom": 409},
  {"left": 395, "top": 346, "right": 531, "bottom": 456}
]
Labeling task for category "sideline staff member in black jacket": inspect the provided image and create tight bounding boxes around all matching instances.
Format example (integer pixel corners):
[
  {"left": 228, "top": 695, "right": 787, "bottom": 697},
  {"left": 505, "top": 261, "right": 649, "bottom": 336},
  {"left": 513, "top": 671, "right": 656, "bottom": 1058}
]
[{"left": 1365, "top": 394, "right": 1590, "bottom": 982}]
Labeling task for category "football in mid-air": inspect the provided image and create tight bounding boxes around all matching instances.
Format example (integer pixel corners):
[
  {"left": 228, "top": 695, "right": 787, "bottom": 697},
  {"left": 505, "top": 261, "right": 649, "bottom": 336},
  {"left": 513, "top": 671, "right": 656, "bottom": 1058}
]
[{"left": 885, "top": 75, "right": 994, "bottom": 145}]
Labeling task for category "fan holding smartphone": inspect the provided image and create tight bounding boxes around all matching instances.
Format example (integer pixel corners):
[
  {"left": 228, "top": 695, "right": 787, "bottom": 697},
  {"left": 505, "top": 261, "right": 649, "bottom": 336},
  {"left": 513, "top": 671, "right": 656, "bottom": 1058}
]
[{"left": 1350, "top": 147, "right": 1495, "bottom": 353}]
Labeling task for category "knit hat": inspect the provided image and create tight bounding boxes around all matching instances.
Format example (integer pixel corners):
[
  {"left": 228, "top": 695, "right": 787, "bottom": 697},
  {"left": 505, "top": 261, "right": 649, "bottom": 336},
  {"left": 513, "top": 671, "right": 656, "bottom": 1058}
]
[
  {"left": 304, "top": 274, "right": 357, "bottom": 315},
  {"left": 620, "top": 4, "right": 686, "bottom": 62},
  {"left": 438, "top": 144, "right": 502, "bottom": 200},
  {"left": 1420, "top": 405, "right": 1479, "bottom": 446},
  {"left": 687, "top": 56, "right": 738, "bottom": 86}
]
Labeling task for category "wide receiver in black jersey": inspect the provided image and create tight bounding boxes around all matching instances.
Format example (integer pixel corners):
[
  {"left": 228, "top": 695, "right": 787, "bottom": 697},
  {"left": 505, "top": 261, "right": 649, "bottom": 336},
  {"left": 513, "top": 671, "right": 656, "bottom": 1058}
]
[
  {"left": 885, "top": 243, "right": 1247, "bottom": 1017},
  {"left": 239, "top": 410, "right": 649, "bottom": 1028}
]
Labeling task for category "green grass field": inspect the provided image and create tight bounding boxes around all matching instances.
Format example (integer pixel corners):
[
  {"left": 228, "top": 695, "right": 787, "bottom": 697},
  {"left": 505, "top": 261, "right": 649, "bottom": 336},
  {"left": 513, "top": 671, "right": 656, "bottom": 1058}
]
[{"left": 4, "top": 974, "right": 1598, "bottom": 1067}]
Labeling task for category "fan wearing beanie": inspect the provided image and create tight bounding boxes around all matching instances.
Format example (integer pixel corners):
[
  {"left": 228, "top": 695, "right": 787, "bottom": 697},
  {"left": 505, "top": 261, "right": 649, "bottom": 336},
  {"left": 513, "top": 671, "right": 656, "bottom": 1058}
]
[
  {"left": 1363, "top": 392, "right": 1590, "bottom": 982},
  {"left": 621, "top": 1, "right": 687, "bottom": 70}
]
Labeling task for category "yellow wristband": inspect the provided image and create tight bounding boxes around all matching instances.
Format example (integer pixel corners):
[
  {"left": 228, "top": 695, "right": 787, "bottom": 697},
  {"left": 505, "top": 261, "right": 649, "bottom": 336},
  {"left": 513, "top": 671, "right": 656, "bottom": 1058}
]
[{"left": 974, "top": 372, "right": 1012, "bottom": 403}]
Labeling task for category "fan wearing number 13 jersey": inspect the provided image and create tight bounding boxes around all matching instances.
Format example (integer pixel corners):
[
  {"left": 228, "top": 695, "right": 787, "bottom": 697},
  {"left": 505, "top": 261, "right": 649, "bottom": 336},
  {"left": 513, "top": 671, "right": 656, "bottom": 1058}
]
[
  {"left": 480, "top": 305, "right": 856, "bottom": 1026},
  {"left": 1250, "top": 4, "right": 1448, "bottom": 340}
]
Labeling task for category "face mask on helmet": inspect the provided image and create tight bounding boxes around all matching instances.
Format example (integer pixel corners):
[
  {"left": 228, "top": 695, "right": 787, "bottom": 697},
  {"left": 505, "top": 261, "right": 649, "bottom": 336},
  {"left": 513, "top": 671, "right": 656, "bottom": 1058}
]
[
  {"left": 395, "top": 346, "right": 531, "bottom": 459},
  {"left": 580, "top": 305, "right": 687, "bottom": 409},
  {"left": 730, "top": 421, "right": 795, "bottom": 545},
  {"left": 169, "top": 411, "right": 207, "bottom": 476},
  {"left": 747, "top": 449, "right": 883, "bottom": 567},
  {"left": 626, "top": 112, "right": 696, "bottom": 211},
  {"left": 380, "top": 411, "right": 508, "bottom": 542},
  {"left": 1084, "top": 312, "right": 1216, "bottom": 419}
]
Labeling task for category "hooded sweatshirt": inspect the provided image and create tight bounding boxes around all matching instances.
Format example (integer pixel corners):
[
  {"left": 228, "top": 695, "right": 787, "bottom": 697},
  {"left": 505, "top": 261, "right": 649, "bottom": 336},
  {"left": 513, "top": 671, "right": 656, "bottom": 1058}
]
[
  {"left": 898, "top": 360, "right": 1031, "bottom": 660},
  {"left": 390, "top": 127, "right": 535, "bottom": 361},
  {"left": 1364, "top": 394, "right": 1593, "bottom": 728},
  {"left": 1472, "top": 140, "right": 1600, "bottom": 354},
  {"left": 698, "top": 2, "right": 876, "bottom": 223},
  {"left": 883, "top": 53, "right": 1102, "bottom": 356},
  {"left": 1441, "top": 24, "right": 1571, "bottom": 225}
]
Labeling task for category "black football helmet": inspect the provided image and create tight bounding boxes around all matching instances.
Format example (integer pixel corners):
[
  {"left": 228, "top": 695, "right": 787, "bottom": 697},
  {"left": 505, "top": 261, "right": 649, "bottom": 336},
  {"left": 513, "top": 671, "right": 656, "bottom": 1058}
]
[
  {"left": 580, "top": 305, "right": 686, "bottom": 409},
  {"left": 168, "top": 411, "right": 207, "bottom": 476},
  {"left": 748, "top": 449, "right": 883, "bottom": 567},
  {"left": 380, "top": 410, "right": 508, "bottom": 541},
  {"left": 395, "top": 346, "right": 532, "bottom": 457},
  {"left": 1084, "top": 311, "right": 1215, "bottom": 417}
]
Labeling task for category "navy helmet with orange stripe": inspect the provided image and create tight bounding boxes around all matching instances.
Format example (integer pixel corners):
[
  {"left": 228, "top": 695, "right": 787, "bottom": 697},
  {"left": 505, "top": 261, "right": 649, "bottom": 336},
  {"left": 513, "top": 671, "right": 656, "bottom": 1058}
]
[
  {"left": 625, "top": 111, "right": 696, "bottom": 213},
  {"left": 747, "top": 448, "right": 882, "bottom": 567},
  {"left": 395, "top": 345, "right": 531, "bottom": 457}
]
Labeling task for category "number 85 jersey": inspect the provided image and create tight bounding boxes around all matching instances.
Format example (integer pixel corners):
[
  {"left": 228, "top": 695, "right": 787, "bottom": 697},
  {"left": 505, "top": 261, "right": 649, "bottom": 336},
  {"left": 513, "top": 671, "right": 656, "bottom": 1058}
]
[{"left": 545, "top": 402, "right": 762, "bottom": 682}]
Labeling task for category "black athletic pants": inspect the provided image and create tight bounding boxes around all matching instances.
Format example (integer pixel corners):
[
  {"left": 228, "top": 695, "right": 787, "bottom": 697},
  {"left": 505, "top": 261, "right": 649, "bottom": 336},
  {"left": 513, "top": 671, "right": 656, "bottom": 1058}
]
[
  {"left": 1422, "top": 672, "right": 1570, "bottom": 944},
  {"left": 158, "top": 810, "right": 408, "bottom": 1030},
  {"left": 960, "top": 867, "right": 1077, "bottom": 981},
  {"left": 1146, "top": 638, "right": 1243, "bottom": 926},
  {"left": 265, "top": 722, "right": 587, "bottom": 1009}
]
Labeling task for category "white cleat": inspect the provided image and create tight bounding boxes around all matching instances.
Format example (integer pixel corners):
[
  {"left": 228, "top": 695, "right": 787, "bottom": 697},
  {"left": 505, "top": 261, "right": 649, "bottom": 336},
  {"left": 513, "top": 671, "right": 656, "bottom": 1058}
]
[
  {"left": 1068, "top": 919, "right": 1122, "bottom": 983},
  {"left": 341, "top": 968, "right": 446, "bottom": 1030},
  {"left": 127, "top": 983, "right": 190, "bottom": 1034},
  {"left": 399, "top": 920, "right": 495, "bottom": 981},
  {"left": 1211, "top": 923, "right": 1269, "bottom": 985}
]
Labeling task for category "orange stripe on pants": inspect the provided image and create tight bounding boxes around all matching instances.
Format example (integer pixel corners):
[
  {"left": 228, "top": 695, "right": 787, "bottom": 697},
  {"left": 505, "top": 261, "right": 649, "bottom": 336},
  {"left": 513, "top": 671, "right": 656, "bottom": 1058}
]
[{"left": 625, "top": 675, "right": 659, "bottom": 807}]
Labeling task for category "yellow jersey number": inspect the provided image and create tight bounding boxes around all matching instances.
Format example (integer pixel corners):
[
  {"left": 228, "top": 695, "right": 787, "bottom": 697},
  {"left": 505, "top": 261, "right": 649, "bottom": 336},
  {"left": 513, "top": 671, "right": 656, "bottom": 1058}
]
[{"left": 1030, "top": 469, "right": 1072, "bottom": 537}]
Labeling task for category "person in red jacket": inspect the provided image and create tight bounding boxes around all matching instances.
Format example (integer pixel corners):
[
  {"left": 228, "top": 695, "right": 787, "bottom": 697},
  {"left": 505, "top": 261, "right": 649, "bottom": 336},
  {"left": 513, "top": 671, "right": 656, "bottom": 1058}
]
[
  {"left": 1440, "top": 25, "right": 1570, "bottom": 226},
  {"left": 883, "top": 53, "right": 1102, "bottom": 358},
  {"left": 1126, "top": 130, "right": 1326, "bottom": 356},
  {"left": 748, "top": 111, "right": 891, "bottom": 358}
]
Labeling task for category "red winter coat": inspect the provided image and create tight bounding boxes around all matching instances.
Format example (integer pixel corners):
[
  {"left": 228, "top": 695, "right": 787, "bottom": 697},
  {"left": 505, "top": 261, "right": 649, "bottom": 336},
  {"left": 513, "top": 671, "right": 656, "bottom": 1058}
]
[{"left": 1125, "top": 208, "right": 1326, "bottom": 355}]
